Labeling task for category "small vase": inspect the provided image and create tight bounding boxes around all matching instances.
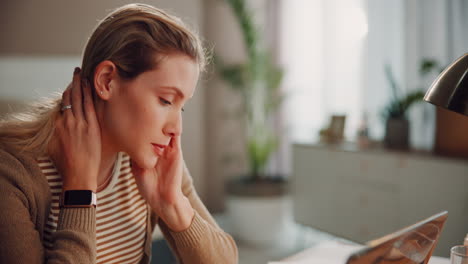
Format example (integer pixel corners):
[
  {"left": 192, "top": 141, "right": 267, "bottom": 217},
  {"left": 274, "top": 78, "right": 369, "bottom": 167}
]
[{"left": 384, "top": 118, "right": 409, "bottom": 150}]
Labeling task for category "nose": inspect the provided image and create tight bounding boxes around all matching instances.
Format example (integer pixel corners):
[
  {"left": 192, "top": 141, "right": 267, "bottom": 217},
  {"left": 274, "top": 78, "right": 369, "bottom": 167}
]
[{"left": 163, "top": 112, "right": 182, "bottom": 138}]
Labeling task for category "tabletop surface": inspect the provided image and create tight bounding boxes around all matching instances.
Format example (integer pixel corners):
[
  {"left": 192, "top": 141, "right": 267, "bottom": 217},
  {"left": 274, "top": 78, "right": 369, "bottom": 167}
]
[{"left": 213, "top": 213, "right": 451, "bottom": 264}]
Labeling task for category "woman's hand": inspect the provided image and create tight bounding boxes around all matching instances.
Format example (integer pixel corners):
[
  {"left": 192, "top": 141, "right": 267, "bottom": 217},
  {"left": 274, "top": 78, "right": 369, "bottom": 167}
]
[
  {"left": 48, "top": 67, "right": 101, "bottom": 192},
  {"left": 132, "top": 135, "right": 194, "bottom": 232}
]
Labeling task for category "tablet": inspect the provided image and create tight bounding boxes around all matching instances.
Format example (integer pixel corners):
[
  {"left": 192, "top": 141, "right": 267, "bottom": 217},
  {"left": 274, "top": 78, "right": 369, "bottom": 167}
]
[{"left": 347, "top": 211, "right": 448, "bottom": 264}]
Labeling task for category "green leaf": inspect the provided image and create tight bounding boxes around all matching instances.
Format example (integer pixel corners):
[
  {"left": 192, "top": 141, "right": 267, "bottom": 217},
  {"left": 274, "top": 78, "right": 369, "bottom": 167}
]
[
  {"left": 384, "top": 63, "right": 400, "bottom": 102},
  {"left": 420, "top": 59, "right": 439, "bottom": 76},
  {"left": 381, "top": 90, "right": 425, "bottom": 120},
  {"left": 224, "top": 0, "right": 259, "bottom": 60},
  {"left": 219, "top": 64, "right": 248, "bottom": 90},
  {"left": 247, "top": 130, "right": 277, "bottom": 178},
  {"left": 214, "top": 0, "right": 285, "bottom": 178}
]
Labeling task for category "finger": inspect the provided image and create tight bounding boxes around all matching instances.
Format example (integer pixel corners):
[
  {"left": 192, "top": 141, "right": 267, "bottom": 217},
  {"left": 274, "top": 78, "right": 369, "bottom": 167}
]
[
  {"left": 167, "top": 136, "right": 184, "bottom": 184},
  {"left": 174, "top": 135, "right": 182, "bottom": 152},
  {"left": 61, "top": 81, "right": 72, "bottom": 117},
  {"left": 170, "top": 136, "right": 182, "bottom": 157},
  {"left": 165, "top": 136, "right": 177, "bottom": 158},
  {"left": 82, "top": 79, "right": 98, "bottom": 124},
  {"left": 61, "top": 87, "right": 71, "bottom": 107},
  {"left": 71, "top": 67, "right": 84, "bottom": 121}
]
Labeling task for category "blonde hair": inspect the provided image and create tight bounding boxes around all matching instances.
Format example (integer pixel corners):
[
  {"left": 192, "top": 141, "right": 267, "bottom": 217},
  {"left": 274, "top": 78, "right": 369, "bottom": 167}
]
[{"left": 0, "top": 3, "right": 207, "bottom": 155}]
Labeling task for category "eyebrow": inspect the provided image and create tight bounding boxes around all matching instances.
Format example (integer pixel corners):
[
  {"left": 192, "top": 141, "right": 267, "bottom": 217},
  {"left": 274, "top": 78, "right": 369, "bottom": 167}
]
[{"left": 159, "top": 86, "right": 187, "bottom": 100}]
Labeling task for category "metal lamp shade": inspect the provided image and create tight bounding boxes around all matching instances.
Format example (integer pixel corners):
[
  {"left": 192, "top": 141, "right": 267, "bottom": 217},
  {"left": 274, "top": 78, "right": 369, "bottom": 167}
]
[{"left": 424, "top": 53, "right": 468, "bottom": 116}]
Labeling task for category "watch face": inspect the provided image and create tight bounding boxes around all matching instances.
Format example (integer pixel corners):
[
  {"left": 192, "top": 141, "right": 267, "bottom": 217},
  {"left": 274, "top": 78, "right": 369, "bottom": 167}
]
[{"left": 63, "top": 190, "right": 93, "bottom": 206}]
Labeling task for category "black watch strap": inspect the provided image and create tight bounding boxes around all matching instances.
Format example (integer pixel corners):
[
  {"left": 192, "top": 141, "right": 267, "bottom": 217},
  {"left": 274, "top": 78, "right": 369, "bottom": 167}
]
[{"left": 60, "top": 190, "right": 97, "bottom": 208}]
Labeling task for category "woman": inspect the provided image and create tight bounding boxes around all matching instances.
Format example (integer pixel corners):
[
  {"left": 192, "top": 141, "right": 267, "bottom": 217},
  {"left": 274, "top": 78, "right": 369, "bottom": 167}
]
[{"left": 0, "top": 3, "right": 238, "bottom": 264}]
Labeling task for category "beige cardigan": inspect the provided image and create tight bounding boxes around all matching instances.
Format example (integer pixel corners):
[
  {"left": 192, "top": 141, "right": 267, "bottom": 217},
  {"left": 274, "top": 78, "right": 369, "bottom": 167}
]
[{"left": 0, "top": 144, "right": 238, "bottom": 263}]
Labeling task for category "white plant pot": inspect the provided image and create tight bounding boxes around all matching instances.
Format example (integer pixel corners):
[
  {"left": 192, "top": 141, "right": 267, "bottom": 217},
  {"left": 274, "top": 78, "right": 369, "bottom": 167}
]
[{"left": 226, "top": 195, "right": 295, "bottom": 249}]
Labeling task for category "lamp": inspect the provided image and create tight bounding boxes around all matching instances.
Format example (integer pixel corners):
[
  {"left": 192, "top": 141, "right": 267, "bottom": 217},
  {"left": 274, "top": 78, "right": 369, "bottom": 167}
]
[
  {"left": 424, "top": 54, "right": 468, "bottom": 247},
  {"left": 424, "top": 53, "right": 468, "bottom": 116}
]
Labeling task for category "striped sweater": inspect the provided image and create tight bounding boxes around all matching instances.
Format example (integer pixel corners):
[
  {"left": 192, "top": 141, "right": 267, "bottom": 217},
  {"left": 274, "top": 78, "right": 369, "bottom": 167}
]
[
  {"left": 0, "top": 144, "right": 238, "bottom": 264},
  {"left": 38, "top": 152, "right": 147, "bottom": 263}
]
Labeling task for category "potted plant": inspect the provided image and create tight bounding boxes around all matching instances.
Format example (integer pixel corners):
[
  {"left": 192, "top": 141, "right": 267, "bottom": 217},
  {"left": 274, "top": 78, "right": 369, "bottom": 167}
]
[
  {"left": 215, "top": 0, "right": 292, "bottom": 248},
  {"left": 381, "top": 64, "right": 427, "bottom": 149}
]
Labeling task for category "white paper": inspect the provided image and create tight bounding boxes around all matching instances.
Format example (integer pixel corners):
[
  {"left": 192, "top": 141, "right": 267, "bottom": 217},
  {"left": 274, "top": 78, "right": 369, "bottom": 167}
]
[{"left": 268, "top": 241, "right": 364, "bottom": 264}]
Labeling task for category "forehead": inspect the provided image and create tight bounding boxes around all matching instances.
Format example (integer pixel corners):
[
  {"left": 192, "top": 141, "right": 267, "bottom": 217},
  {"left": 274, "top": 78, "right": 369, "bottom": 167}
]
[{"left": 138, "top": 54, "right": 199, "bottom": 98}]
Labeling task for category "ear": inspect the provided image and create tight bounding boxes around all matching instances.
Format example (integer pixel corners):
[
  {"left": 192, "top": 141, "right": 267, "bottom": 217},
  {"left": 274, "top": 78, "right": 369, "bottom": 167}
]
[{"left": 94, "top": 60, "right": 118, "bottom": 100}]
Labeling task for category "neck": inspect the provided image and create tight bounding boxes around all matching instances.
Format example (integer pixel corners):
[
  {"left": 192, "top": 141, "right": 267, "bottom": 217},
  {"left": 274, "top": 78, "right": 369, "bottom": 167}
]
[
  {"left": 97, "top": 129, "right": 119, "bottom": 191},
  {"left": 94, "top": 100, "right": 119, "bottom": 190}
]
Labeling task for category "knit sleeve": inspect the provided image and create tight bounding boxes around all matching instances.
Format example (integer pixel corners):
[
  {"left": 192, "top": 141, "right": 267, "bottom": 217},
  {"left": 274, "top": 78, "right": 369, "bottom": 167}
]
[
  {"left": 46, "top": 207, "right": 96, "bottom": 263},
  {"left": 158, "top": 163, "right": 238, "bottom": 264},
  {"left": 0, "top": 149, "right": 96, "bottom": 264}
]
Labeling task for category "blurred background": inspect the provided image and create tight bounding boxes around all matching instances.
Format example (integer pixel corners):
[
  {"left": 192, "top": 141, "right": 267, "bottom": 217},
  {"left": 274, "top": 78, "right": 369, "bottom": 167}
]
[{"left": 2, "top": 0, "right": 468, "bottom": 263}]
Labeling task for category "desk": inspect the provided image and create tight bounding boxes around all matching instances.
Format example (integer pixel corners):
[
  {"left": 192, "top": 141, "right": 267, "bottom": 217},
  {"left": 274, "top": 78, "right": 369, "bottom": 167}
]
[
  {"left": 213, "top": 213, "right": 450, "bottom": 264},
  {"left": 273, "top": 240, "right": 450, "bottom": 264},
  {"left": 429, "top": 256, "right": 450, "bottom": 264}
]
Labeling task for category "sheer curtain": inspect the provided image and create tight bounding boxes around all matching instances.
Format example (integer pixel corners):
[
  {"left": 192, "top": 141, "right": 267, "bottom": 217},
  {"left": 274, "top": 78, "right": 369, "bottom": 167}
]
[
  {"left": 270, "top": 0, "right": 367, "bottom": 175},
  {"left": 278, "top": 0, "right": 468, "bottom": 147},
  {"left": 366, "top": 0, "right": 468, "bottom": 150},
  {"left": 380, "top": 0, "right": 468, "bottom": 151},
  {"left": 278, "top": 0, "right": 367, "bottom": 144},
  {"left": 272, "top": 0, "right": 468, "bottom": 176}
]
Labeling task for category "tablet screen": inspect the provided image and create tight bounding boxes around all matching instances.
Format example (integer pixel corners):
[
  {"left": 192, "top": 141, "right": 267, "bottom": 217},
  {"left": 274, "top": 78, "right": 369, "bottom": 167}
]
[{"left": 347, "top": 211, "right": 448, "bottom": 264}]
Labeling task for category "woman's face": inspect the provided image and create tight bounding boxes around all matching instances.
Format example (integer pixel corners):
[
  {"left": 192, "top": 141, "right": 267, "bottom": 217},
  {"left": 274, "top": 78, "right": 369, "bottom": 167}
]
[{"left": 98, "top": 53, "right": 199, "bottom": 169}]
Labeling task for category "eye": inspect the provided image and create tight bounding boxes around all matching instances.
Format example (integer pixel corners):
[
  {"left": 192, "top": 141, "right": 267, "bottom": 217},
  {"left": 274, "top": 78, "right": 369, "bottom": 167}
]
[{"left": 159, "top": 97, "right": 172, "bottom": 105}]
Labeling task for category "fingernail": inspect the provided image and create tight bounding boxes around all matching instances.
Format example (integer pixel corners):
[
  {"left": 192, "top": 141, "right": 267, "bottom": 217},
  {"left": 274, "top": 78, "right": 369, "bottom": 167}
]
[{"left": 74, "top": 67, "right": 79, "bottom": 74}]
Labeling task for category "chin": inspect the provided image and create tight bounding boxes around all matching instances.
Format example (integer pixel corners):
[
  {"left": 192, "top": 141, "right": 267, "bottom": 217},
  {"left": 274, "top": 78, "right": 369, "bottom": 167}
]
[{"left": 129, "top": 149, "right": 158, "bottom": 169}]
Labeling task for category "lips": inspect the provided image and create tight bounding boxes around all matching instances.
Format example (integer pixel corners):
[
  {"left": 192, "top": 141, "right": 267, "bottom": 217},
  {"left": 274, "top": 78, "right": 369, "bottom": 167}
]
[{"left": 151, "top": 143, "right": 166, "bottom": 156}]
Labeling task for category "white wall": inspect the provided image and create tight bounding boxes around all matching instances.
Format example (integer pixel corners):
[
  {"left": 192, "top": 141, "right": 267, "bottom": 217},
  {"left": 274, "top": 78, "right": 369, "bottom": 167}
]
[
  {"left": 203, "top": 0, "right": 248, "bottom": 212},
  {"left": 0, "top": 56, "right": 80, "bottom": 101}
]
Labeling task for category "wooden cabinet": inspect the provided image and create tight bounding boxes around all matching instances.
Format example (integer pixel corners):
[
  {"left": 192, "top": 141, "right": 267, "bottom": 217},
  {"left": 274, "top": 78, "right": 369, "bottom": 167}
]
[{"left": 292, "top": 143, "right": 468, "bottom": 257}]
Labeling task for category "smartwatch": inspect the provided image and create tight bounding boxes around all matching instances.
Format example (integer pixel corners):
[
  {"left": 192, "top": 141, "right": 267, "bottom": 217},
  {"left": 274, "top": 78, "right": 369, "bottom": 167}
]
[{"left": 60, "top": 190, "right": 97, "bottom": 208}]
